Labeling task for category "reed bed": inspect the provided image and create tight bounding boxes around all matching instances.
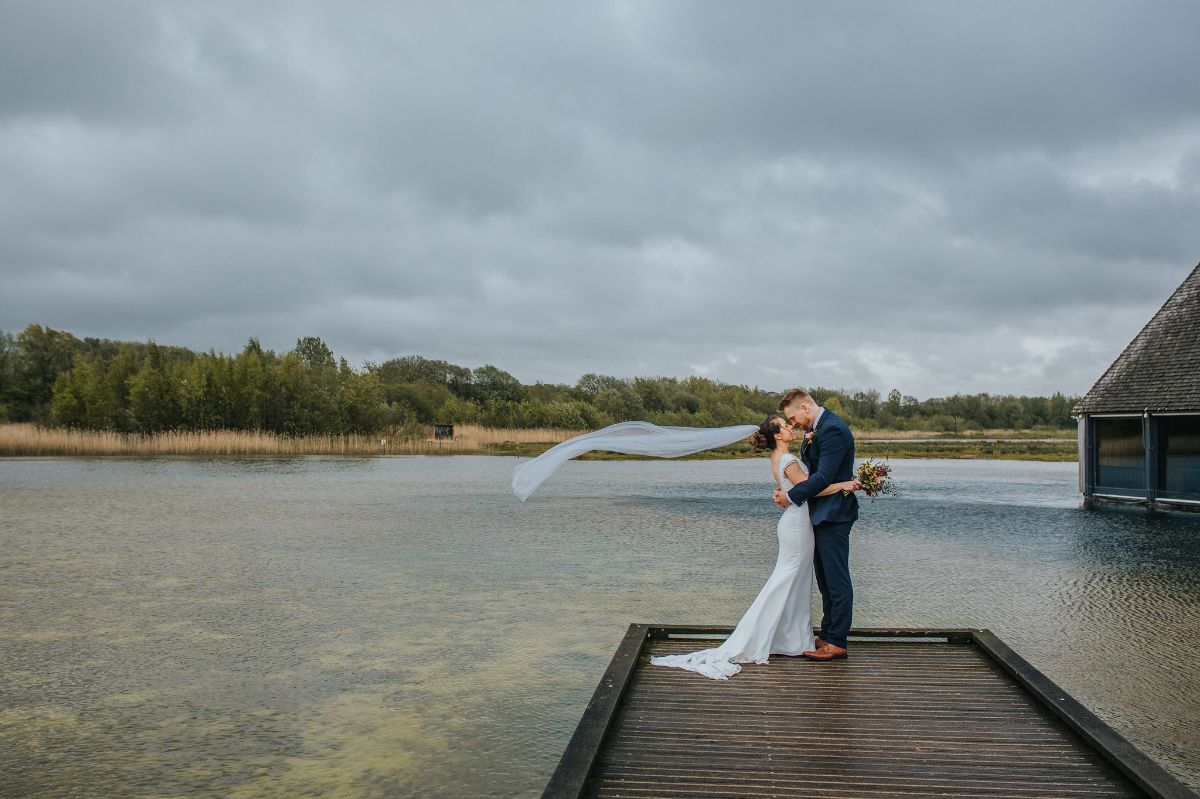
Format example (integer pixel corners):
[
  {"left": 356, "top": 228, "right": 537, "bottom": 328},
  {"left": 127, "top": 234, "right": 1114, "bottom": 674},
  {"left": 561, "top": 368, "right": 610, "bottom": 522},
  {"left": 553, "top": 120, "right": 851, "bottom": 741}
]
[
  {"left": 0, "top": 423, "right": 1076, "bottom": 461},
  {"left": 0, "top": 423, "right": 583, "bottom": 457}
]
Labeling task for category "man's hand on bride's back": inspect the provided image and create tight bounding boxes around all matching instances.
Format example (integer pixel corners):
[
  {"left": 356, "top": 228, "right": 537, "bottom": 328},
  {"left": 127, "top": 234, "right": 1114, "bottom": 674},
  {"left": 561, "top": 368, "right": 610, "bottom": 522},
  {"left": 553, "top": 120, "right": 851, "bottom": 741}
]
[{"left": 773, "top": 488, "right": 791, "bottom": 508}]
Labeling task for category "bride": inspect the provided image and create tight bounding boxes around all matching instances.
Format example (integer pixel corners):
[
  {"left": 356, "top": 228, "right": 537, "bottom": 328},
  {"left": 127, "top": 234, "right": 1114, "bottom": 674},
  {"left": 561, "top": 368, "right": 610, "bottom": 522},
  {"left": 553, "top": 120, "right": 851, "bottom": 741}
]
[
  {"left": 650, "top": 416, "right": 860, "bottom": 680},
  {"left": 510, "top": 414, "right": 859, "bottom": 680}
]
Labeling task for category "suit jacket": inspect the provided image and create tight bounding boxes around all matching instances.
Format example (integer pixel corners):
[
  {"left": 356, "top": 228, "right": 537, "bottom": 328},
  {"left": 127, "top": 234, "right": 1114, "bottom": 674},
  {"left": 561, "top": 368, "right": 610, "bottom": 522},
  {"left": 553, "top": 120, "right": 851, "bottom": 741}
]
[{"left": 785, "top": 408, "right": 859, "bottom": 526}]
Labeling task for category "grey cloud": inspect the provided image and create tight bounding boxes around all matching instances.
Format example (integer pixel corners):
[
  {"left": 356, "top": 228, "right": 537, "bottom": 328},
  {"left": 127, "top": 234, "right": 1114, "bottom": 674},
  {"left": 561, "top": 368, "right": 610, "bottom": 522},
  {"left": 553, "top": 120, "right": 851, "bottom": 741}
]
[
  {"left": 946, "top": 153, "right": 1200, "bottom": 264},
  {"left": 0, "top": 1, "right": 182, "bottom": 122},
  {"left": 1, "top": 1, "right": 1199, "bottom": 398}
]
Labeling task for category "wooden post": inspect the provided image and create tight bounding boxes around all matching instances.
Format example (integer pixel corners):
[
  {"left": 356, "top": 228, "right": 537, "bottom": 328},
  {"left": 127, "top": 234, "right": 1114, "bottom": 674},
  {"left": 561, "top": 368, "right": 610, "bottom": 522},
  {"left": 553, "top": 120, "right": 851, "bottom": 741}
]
[
  {"left": 1077, "top": 414, "right": 1087, "bottom": 498},
  {"left": 1145, "top": 410, "right": 1158, "bottom": 513}
]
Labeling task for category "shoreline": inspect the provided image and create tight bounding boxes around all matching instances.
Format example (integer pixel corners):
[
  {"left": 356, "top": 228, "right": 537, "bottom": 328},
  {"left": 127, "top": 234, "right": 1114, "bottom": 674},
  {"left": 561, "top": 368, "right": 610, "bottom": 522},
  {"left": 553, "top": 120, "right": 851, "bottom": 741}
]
[
  {"left": 0, "top": 445, "right": 1078, "bottom": 463},
  {"left": 0, "top": 423, "right": 1077, "bottom": 462}
]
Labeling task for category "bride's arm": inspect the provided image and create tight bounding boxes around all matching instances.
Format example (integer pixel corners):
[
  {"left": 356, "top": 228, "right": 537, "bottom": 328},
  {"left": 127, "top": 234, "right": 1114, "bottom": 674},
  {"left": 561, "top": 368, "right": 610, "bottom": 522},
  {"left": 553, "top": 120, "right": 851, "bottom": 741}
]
[{"left": 783, "top": 462, "right": 857, "bottom": 497}]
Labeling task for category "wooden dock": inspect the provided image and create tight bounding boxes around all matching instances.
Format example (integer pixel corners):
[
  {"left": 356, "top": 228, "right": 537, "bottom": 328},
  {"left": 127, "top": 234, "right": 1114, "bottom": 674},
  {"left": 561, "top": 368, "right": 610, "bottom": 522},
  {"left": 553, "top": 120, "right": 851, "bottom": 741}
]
[{"left": 544, "top": 626, "right": 1196, "bottom": 799}]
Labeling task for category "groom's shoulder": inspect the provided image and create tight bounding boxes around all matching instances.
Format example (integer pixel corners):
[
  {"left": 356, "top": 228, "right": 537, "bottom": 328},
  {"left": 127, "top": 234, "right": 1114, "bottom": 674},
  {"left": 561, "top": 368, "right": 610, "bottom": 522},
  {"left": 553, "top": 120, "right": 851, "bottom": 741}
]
[{"left": 826, "top": 410, "right": 854, "bottom": 436}]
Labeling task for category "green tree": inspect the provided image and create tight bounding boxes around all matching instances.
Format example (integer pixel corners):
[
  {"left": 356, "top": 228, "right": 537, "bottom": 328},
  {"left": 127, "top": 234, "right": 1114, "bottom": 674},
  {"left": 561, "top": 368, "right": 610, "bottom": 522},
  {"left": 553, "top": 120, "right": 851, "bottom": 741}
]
[
  {"left": 29, "top": 320, "right": 1083, "bottom": 438},
  {"left": 336, "top": 361, "right": 388, "bottom": 433},
  {"left": 594, "top": 384, "right": 644, "bottom": 422},
  {"left": 294, "top": 340, "right": 339, "bottom": 432},
  {"left": 231, "top": 339, "right": 270, "bottom": 429},
  {"left": 127, "top": 358, "right": 179, "bottom": 433},
  {"left": 178, "top": 355, "right": 234, "bottom": 429},
  {"left": 668, "top": 391, "right": 701, "bottom": 414},
  {"left": 273, "top": 351, "right": 314, "bottom": 434},
  {"left": 107, "top": 345, "right": 143, "bottom": 431},
  {"left": 49, "top": 355, "right": 116, "bottom": 428},
  {"left": 576, "top": 373, "right": 626, "bottom": 397},
  {"left": 49, "top": 371, "right": 84, "bottom": 426},
  {"left": 884, "top": 389, "right": 902, "bottom": 417},
  {"left": 13, "top": 324, "right": 82, "bottom": 421},
  {"left": 632, "top": 377, "right": 669, "bottom": 413},
  {"left": 376, "top": 356, "right": 472, "bottom": 397},
  {"left": 479, "top": 398, "right": 520, "bottom": 428},
  {"left": 471, "top": 364, "right": 525, "bottom": 404},
  {"left": 296, "top": 336, "right": 334, "bottom": 370},
  {"left": 438, "top": 395, "right": 482, "bottom": 424},
  {"left": 0, "top": 331, "right": 16, "bottom": 421}
]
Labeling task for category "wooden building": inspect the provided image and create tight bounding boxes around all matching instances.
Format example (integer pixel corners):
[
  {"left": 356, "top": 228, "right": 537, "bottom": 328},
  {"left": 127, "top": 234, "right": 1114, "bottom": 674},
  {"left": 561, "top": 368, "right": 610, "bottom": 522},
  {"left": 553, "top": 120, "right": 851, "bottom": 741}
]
[
  {"left": 425, "top": 423, "right": 455, "bottom": 441},
  {"left": 1076, "top": 263, "right": 1200, "bottom": 511}
]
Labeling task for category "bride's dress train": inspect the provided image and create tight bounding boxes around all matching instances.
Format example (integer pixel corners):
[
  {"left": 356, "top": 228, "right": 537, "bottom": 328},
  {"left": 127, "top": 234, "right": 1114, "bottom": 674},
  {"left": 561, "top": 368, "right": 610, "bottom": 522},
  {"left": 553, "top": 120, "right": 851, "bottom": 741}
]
[{"left": 651, "top": 453, "right": 816, "bottom": 679}]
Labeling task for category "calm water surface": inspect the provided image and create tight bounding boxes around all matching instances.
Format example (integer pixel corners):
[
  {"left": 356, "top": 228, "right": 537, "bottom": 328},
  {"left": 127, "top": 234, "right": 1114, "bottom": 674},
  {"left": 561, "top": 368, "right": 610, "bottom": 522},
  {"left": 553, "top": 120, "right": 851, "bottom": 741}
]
[{"left": 1, "top": 456, "right": 1198, "bottom": 798}]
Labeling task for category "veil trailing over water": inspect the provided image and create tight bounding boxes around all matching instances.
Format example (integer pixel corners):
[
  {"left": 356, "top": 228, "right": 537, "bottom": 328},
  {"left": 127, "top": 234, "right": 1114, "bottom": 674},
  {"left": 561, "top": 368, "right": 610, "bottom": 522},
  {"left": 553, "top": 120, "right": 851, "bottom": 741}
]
[{"left": 512, "top": 421, "right": 758, "bottom": 500}]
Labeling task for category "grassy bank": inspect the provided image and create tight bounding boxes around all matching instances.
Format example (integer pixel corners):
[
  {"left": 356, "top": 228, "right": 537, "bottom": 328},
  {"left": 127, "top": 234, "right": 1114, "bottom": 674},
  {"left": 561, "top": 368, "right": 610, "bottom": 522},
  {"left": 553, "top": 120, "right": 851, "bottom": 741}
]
[
  {"left": 0, "top": 423, "right": 1077, "bottom": 461},
  {"left": 576, "top": 438, "right": 1077, "bottom": 462},
  {"left": 854, "top": 439, "right": 1076, "bottom": 461}
]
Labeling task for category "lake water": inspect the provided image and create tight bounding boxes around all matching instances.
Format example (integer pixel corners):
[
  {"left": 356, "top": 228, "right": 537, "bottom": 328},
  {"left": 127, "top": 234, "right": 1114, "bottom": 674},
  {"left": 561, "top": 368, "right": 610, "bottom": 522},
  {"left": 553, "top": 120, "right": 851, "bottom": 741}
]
[{"left": 2, "top": 456, "right": 1198, "bottom": 798}]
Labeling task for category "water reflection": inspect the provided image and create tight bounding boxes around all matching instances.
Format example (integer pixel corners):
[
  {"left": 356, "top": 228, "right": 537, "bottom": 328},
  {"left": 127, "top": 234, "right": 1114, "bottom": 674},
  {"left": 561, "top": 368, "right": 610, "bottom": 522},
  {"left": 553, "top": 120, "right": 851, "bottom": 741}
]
[{"left": 1, "top": 456, "right": 1197, "bottom": 798}]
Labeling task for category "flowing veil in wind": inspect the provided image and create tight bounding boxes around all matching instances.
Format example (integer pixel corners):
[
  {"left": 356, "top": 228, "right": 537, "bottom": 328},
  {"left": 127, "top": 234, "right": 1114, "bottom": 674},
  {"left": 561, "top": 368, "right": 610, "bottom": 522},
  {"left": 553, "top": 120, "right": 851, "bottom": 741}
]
[{"left": 512, "top": 421, "right": 758, "bottom": 500}]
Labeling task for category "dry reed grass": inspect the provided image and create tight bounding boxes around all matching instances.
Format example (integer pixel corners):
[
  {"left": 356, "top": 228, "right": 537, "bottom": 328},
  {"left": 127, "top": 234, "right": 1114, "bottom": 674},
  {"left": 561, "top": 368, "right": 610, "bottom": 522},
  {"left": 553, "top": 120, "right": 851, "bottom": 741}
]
[
  {"left": 0, "top": 423, "right": 583, "bottom": 457},
  {"left": 0, "top": 422, "right": 1072, "bottom": 458}
]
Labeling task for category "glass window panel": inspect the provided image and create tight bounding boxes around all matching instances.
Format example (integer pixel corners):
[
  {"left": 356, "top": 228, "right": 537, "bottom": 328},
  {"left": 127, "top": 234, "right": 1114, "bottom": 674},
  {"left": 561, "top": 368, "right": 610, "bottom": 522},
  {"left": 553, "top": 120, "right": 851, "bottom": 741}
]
[
  {"left": 1094, "top": 417, "right": 1145, "bottom": 491},
  {"left": 1158, "top": 415, "right": 1200, "bottom": 497}
]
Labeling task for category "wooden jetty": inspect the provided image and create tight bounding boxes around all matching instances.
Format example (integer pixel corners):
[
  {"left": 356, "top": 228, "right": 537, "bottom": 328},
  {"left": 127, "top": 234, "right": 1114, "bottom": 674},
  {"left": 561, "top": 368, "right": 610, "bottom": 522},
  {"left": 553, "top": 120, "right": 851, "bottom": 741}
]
[{"left": 544, "top": 626, "right": 1196, "bottom": 799}]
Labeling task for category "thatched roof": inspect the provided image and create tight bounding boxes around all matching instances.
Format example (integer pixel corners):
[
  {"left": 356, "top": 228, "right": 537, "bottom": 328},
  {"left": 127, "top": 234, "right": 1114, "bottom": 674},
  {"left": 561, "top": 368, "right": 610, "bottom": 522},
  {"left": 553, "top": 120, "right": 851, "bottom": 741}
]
[{"left": 1075, "top": 262, "right": 1200, "bottom": 414}]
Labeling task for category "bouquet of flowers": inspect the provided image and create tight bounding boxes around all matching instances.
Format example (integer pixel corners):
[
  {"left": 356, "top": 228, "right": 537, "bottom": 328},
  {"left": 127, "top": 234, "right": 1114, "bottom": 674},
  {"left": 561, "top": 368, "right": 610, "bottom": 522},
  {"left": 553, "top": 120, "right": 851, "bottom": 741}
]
[{"left": 843, "top": 459, "right": 895, "bottom": 499}]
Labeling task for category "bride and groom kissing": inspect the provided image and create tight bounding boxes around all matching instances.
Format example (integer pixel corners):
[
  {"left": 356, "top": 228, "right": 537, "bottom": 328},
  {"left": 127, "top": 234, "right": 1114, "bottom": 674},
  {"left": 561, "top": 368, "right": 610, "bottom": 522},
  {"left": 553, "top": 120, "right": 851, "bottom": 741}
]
[{"left": 651, "top": 388, "right": 863, "bottom": 680}]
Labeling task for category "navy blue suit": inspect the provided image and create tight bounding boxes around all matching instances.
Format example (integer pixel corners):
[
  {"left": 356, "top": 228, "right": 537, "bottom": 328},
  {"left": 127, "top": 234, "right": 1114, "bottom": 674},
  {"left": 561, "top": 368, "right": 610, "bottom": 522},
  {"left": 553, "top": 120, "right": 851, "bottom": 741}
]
[{"left": 785, "top": 408, "right": 857, "bottom": 648}]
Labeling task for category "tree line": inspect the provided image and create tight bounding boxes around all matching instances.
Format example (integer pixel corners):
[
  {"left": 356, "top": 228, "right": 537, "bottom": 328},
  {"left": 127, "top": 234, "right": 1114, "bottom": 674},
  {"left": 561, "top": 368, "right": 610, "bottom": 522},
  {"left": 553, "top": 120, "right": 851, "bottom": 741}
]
[{"left": 0, "top": 324, "right": 1079, "bottom": 435}]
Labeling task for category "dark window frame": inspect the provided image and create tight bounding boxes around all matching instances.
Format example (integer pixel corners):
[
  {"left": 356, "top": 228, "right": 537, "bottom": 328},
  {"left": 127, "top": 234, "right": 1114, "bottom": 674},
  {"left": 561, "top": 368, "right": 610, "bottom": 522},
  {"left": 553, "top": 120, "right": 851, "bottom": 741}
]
[
  {"left": 1089, "top": 415, "right": 1147, "bottom": 498},
  {"left": 1155, "top": 414, "right": 1200, "bottom": 501}
]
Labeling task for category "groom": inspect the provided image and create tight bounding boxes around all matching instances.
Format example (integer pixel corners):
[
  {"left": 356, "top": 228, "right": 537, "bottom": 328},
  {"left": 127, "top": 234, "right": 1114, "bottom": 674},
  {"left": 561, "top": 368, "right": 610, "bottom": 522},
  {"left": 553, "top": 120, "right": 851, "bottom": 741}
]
[{"left": 773, "top": 388, "right": 859, "bottom": 661}]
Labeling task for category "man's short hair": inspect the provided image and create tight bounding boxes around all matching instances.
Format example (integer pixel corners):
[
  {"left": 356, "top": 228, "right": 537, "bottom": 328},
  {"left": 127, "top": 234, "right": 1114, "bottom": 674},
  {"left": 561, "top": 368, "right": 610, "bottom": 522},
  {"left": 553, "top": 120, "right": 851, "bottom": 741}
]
[{"left": 778, "top": 388, "right": 814, "bottom": 411}]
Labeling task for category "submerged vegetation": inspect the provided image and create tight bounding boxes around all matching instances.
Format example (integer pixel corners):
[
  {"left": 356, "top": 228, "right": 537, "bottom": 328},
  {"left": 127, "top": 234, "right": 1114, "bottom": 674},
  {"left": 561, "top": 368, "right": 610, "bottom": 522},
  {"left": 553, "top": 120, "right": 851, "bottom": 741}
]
[{"left": 0, "top": 324, "right": 1079, "bottom": 458}]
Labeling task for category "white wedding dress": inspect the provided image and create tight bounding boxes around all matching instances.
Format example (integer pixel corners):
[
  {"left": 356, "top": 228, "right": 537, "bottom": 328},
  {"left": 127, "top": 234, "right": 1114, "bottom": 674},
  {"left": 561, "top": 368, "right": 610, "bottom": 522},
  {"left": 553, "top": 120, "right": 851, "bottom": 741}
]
[{"left": 650, "top": 453, "right": 816, "bottom": 679}]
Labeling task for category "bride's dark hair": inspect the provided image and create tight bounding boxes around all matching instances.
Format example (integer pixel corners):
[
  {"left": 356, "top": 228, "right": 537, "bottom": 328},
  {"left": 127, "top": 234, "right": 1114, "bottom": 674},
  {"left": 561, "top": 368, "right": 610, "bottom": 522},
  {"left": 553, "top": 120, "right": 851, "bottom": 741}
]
[{"left": 750, "top": 416, "right": 783, "bottom": 452}]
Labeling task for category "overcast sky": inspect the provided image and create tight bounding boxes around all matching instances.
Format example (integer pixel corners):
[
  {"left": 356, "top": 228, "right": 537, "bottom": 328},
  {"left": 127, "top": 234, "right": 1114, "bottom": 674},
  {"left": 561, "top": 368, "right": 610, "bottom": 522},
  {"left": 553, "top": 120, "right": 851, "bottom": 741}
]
[{"left": 2, "top": 2, "right": 1199, "bottom": 398}]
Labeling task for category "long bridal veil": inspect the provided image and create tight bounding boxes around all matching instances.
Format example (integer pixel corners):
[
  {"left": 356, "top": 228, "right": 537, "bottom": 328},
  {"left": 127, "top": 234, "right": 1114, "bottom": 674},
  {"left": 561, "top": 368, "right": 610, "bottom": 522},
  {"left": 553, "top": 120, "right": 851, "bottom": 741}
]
[{"left": 512, "top": 421, "right": 758, "bottom": 500}]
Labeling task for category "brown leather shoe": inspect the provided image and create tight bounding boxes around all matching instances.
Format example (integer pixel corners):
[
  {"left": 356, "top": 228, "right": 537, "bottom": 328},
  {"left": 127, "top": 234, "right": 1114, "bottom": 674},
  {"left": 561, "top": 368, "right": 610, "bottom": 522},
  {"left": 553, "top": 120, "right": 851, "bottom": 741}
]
[
  {"left": 814, "top": 636, "right": 826, "bottom": 650},
  {"left": 803, "top": 643, "right": 848, "bottom": 661}
]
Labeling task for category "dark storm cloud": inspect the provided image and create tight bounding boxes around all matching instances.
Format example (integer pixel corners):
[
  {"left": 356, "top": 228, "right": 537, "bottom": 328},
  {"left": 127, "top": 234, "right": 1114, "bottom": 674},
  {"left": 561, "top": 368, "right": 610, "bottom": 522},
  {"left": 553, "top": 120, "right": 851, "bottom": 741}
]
[{"left": 2, "top": 0, "right": 1199, "bottom": 397}]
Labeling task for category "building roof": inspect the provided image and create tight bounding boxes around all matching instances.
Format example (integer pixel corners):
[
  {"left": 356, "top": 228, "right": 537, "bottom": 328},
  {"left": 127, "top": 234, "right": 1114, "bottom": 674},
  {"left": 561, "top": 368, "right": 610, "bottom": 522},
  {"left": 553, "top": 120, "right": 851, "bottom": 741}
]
[{"left": 1075, "top": 262, "right": 1200, "bottom": 414}]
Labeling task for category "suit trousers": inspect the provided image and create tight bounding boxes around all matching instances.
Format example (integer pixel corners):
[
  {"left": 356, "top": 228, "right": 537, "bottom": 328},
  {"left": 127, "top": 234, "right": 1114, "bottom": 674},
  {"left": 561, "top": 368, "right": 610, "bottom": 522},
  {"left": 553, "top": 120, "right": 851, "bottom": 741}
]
[{"left": 812, "top": 520, "right": 854, "bottom": 648}]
